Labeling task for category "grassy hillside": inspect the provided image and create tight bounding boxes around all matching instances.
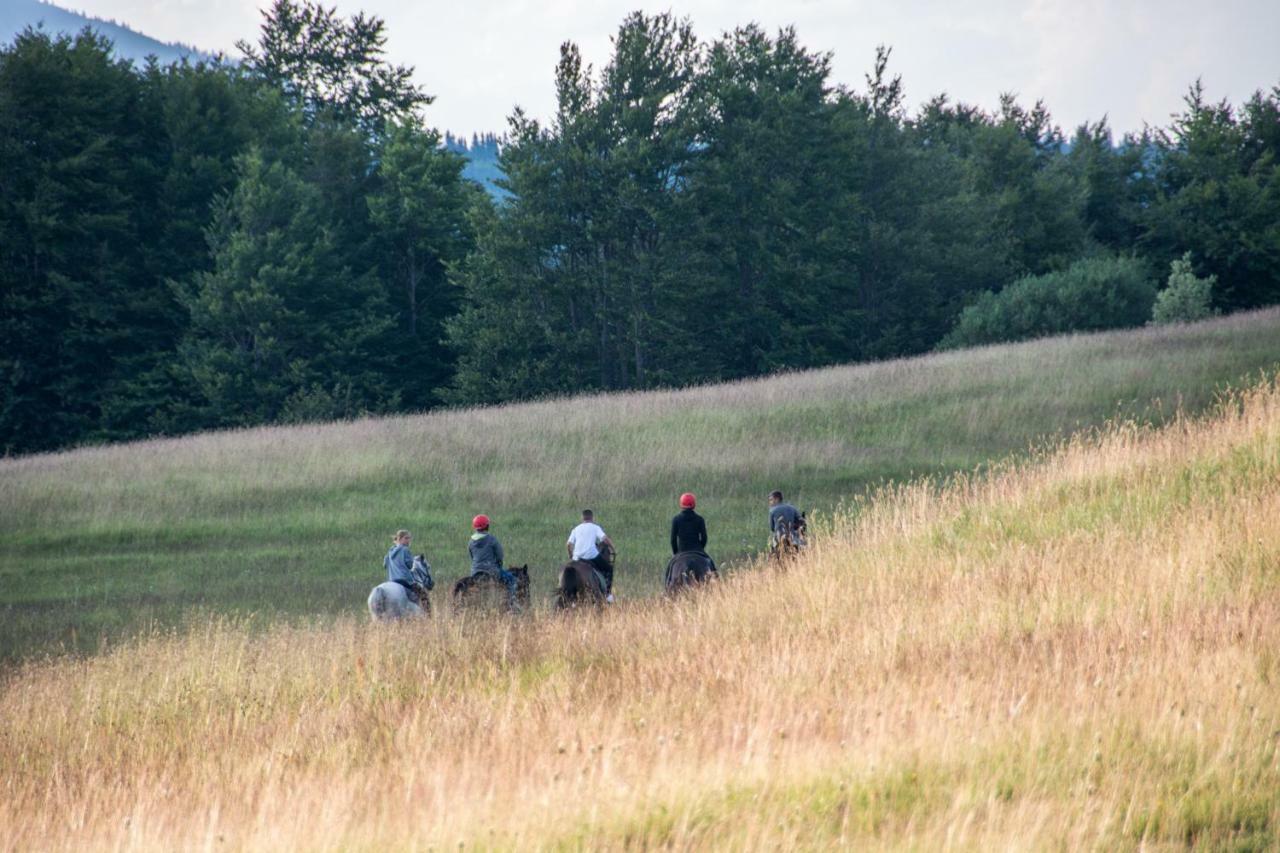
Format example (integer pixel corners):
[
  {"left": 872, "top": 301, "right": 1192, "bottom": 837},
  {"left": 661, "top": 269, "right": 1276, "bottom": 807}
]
[
  {"left": 2, "top": 308, "right": 1280, "bottom": 661},
  {"left": 2, "top": 366, "right": 1277, "bottom": 849}
]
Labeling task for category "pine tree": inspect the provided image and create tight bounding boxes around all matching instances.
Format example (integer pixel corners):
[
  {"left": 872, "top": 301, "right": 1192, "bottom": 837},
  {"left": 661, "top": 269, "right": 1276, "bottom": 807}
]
[
  {"left": 236, "top": 0, "right": 428, "bottom": 137},
  {"left": 368, "top": 120, "right": 475, "bottom": 406},
  {"left": 0, "top": 29, "right": 153, "bottom": 452},
  {"left": 675, "top": 24, "right": 852, "bottom": 375},
  {"left": 174, "top": 150, "right": 396, "bottom": 425},
  {"left": 1142, "top": 82, "right": 1280, "bottom": 309},
  {"left": 1151, "top": 252, "right": 1217, "bottom": 324}
]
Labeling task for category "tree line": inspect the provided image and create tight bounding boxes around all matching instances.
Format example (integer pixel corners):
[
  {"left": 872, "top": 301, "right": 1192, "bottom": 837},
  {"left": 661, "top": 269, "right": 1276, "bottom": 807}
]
[{"left": 2, "top": 4, "right": 1278, "bottom": 454}]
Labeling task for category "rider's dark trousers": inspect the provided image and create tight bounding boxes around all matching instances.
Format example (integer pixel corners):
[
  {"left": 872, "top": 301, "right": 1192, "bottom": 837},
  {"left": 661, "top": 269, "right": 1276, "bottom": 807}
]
[
  {"left": 587, "top": 554, "right": 613, "bottom": 593},
  {"left": 472, "top": 567, "right": 520, "bottom": 607}
]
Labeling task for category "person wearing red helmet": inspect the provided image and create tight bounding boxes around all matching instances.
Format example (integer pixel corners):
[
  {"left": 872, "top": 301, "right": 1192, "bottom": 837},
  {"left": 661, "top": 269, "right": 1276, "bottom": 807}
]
[
  {"left": 468, "top": 514, "right": 519, "bottom": 609},
  {"left": 670, "top": 492, "right": 709, "bottom": 557}
]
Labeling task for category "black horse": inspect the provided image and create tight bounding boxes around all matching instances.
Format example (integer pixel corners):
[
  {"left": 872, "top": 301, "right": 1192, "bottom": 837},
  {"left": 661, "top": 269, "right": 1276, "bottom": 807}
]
[
  {"left": 664, "top": 551, "right": 717, "bottom": 594},
  {"left": 555, "top": 560, "right": 607, "bottom": 609},
  {"left": 452, "top": 565, "right": 531, "bottom": 613}
]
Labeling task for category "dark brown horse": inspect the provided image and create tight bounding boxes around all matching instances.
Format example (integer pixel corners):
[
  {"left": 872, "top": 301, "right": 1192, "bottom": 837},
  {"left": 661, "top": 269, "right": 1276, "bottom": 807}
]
[
  {"left": 664, "top": 551, "right": 717, "bottom": 595},
  {"left": 555, "top": 560, "right": 607, "bottom": 609},
  {"left": 452, "top": 565, "right": 531, "bottom": 613}
]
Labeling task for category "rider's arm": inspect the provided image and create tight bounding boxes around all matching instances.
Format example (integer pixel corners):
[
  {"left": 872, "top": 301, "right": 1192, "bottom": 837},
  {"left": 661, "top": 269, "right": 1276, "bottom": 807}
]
[
  {"left": 670, "top": 517, "right": 678, "bottom": 554},
  {"left": 494, "top": 537, "right": 505, "bottom": 568},
  {"left": 697, "top": 517, "right": 707, "bottom": 550}
]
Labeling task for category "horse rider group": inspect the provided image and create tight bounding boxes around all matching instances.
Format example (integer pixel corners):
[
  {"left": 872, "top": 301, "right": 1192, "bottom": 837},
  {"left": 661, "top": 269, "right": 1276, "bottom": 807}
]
[{"left": 383, "top": 489, "right": 805, "bottom": 607}]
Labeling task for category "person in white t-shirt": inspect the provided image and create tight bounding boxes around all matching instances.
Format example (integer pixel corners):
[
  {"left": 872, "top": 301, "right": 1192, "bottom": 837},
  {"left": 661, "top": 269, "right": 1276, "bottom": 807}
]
[{"left": 566, "top": 509, "right": 616, "bottom": 601}]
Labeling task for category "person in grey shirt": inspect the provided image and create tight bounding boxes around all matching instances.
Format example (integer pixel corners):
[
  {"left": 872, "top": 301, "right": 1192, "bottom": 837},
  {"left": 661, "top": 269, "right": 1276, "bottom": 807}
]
[
  {"left": 468, "top": 514, "right": 519, "bottom": 608},
  {"left": 768, "top": 490, "right": 804, "bottom": 545}
]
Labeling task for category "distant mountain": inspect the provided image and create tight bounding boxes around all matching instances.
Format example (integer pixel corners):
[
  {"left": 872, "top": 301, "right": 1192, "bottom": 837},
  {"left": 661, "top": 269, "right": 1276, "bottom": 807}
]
[
  {"left": 444, "top": 131, "right": 507, "bottom": 198},
  {"left": 3, "top": 3, "right": 507, "bottom": 198},
  {"left": 1, "top": 0, "right": 211, "bottom": 66}
]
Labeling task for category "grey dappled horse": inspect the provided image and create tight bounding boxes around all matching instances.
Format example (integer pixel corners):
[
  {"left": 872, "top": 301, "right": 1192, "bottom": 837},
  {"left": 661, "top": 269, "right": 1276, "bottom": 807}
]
[
  {"left": 368, "top": 555, "right": 434, "bottom": 621},
  {"left": 769, "top": 512, "right": 808, "bottom": 563}
]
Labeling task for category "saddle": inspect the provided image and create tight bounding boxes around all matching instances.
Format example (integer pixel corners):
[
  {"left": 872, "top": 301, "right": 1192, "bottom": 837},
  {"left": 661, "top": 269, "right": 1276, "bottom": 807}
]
[
  {"left": 394, "top": 579, "right": 423, "bottom": 604},
  {"left": 566, "top": 560, "right": 606, "bottom": 591},
  {"left": 665, "top": 550, "right": 715, "bottom": 585}
]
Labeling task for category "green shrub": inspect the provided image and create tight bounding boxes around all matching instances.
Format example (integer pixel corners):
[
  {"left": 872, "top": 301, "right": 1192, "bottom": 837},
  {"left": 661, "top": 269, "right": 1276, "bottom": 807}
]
[
  {"left": 941, "top": 256, "right": 1156, "bottom": 349},
  {"left": 1151, "top": 252, "right": 1218, "bottom": 325},
  {"left": 280, "top": 383, "right": 364, "bottom": 424}
]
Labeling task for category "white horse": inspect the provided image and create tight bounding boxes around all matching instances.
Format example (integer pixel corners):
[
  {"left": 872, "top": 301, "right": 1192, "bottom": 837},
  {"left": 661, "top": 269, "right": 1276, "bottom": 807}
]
[{"left": 368, "top": 555, "right": 434, "bottom": 621}]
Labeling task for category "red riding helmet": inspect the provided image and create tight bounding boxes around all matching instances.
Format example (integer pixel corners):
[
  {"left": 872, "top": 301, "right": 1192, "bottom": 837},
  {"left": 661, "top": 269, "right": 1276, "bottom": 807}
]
[
  {"left": 679, "top": 492, "right": 696, "bottom": 509},
  {"left": 472, "top": 514, "right": 490, "bottom": 530}
]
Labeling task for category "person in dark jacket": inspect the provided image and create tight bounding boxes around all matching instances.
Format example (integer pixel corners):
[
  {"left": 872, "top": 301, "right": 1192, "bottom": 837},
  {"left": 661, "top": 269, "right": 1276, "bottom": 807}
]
[
  {"left": 670, "top": 492, "right": 715, "bottom": 575},
  {"left": 670, "top": 492, "right": 709, "bottom": 552},
  {"left": 468, "top": 514, "right": 519, "bottom": 609}
]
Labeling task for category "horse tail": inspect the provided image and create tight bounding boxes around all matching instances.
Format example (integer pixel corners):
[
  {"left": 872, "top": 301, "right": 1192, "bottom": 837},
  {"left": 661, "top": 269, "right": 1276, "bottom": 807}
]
[
  {"left": 555, "top": 564, "right": 575, "bottom": 608},
  {"left": 369, "top": 586, "right": 387, "bottom": 621}
]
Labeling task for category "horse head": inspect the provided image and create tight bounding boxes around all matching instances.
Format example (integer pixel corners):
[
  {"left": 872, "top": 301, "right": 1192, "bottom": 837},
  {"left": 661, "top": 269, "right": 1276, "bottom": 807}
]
[
  {"left": 412, "top": 554, "right": 434, "bottom": 591},
  {"left": 509, "top": 564, "right": 532, "bottom": 605}
]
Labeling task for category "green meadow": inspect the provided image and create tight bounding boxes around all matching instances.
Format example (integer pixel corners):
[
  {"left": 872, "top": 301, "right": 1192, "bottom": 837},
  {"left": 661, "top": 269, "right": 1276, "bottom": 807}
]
[{"left": 2, "top": 308, "right": 1279, "bottom": 661}]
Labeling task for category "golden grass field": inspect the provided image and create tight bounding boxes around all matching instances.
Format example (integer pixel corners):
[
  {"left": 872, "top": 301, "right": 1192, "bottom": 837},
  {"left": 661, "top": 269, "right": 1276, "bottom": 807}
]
[{"left": 2, "top": 368, "right": 1277, "bottom": 849}]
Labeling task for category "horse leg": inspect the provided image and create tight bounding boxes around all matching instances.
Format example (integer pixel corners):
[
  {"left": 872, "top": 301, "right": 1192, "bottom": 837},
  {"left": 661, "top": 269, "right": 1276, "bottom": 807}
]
[{"left": 555, "top": 570, "right": 570, "bottom": 609}]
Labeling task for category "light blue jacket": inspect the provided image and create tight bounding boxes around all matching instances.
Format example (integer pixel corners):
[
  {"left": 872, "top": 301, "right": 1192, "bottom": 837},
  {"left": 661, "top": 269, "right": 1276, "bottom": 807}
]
[{"left": 384, "top": 543, "right": 416, "bottom": 586}]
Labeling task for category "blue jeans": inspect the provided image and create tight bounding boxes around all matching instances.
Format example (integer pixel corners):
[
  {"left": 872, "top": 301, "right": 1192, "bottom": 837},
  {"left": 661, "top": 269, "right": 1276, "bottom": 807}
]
[{"left": 474, "top": 567, "right": 519, "bottom": 606}]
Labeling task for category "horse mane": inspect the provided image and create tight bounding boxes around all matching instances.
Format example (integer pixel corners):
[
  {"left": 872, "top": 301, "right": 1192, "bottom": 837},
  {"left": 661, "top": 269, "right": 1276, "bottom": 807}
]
[{"left": 411, "top": 554, "right": 434, "bottom": 590}]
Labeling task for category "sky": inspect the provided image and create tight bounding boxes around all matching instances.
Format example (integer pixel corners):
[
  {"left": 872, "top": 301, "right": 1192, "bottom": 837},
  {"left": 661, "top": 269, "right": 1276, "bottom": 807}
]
[{"left": 64, "top": 0, "right": 1280, "bottom": 139}]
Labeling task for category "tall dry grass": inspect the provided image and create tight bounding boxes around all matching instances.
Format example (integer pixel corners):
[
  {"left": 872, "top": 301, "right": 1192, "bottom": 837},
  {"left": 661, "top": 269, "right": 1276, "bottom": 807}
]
[{"left": 2, "top": 373, "right": 1278, "bottom": 848}]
